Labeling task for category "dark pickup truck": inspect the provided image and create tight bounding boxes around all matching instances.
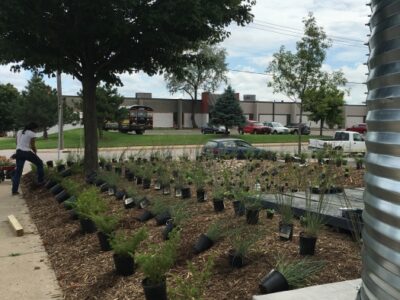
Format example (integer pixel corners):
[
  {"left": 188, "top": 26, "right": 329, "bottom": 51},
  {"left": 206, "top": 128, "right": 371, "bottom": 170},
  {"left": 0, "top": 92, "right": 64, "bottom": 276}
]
[{"left": 286, "top": 123, "right": 310, "bottom": 135}]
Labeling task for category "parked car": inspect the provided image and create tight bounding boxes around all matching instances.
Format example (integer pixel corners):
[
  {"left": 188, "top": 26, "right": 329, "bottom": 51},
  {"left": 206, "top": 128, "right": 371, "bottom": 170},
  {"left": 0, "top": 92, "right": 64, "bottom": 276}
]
[
  {"left": 286, "top": 123, "right": 311, "bottom": 135},
  {"left": 346, "top": 123, "right": 367, "bottom": 134},
  {"left": 201, "top": 124, "right": 230, "bottom": 134},
  {"left": 202, "top": 138, "right": 267, "bottom": 159},
  {"left": 239, "top": 120, "right": 271, "bottom": 134},
  {"left": 308, "top": 131, "right": 366, "bottom": 153},
  {"left": 263, "top": 122, "right": 289, "bottom": 134}
]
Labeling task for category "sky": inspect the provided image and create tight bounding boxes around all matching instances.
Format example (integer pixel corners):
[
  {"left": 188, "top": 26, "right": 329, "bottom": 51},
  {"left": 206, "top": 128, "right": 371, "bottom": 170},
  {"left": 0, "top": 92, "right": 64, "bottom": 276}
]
[{"left": 0, "top": 0, "right": 370, "bottom": 105}]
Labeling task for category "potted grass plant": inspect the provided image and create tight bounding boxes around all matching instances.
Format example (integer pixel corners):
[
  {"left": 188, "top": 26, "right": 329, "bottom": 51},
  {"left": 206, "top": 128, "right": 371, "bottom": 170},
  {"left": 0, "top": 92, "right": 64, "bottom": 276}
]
[
  {"left": 259, "top": 256, "right": 325, "bottom": 294},
  {"left": 193, "top": 221, "right": 224, "bottom": 254},
  {"left": 142, "top": 164, "right": 153, "bottom": 189},
  {"left": 211, "top": 183, "right": 226, "bottom": 213},
  {"left": 191, "top": 163, "right": 208, "bottom": 202},
  {"left": 110, "top": 228, "right": 148, "bottom": 276},
  {"left": 227, "top": 226, "right": 263, "bottom": 268},
  {"left": 276, "top": 193, "right": 294, "bottom": 241},
  {"left": 150, "top": 198, "right": 172, "bottom": 226},
  {"left": 169, "top": 257, "right": 214, "bottom": 300},
  {"left": 91, "top": 213, "right": 120, "bottom": 251},
  {"left": 137, "top": 229, "right": 181, "bottom": 300},
  {"left": 299, "top": 190, "right": 326, "bottom": 255},
  {"left": 74, "top": 187, "right": 107, "bottom": 234},
  {"left": 60, "top": 178, "right": 83, "bottom": 207},
  {"left": 244, "top": 190, "right": 263, "bottom": 225}
]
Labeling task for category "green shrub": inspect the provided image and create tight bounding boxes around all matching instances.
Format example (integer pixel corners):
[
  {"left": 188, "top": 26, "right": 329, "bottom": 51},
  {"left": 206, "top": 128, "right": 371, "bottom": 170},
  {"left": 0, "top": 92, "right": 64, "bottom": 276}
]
[
  {"left": 74, "top": 187, "right": 107, "bottom": 219},
  {"left": 110, "top": 227, "right": 148, "bottom": 256},
  {"left": 91, "top": 214, "right": 120, "bottom": 235},
  {"left": 61, "top": 178, "right": 83, "bottom": 197},
  {"left": 206, "top": 221, "right": 224, "bottom": 242},
  {"left": 136, "top": 229, "right": 181, "bottom": 285},
  {"left": 228, "top": 226, "right": 263, "bottom": 256}
]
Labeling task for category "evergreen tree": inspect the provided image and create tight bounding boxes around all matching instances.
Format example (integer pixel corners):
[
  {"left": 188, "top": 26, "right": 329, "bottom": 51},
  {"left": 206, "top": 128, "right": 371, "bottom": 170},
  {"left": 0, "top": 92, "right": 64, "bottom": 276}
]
[
  {"left": 209, "top": 86, "right": 245, "bottom": 134},
  {"left": 0, "top": 83, "right": 20, "bottom": 133}
]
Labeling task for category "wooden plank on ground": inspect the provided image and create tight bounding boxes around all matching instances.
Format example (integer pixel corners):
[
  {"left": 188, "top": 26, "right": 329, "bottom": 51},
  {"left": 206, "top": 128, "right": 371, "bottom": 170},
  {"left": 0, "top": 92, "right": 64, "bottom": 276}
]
[{"left": 7, "top": 215, "right": 24, "bottom": 236}]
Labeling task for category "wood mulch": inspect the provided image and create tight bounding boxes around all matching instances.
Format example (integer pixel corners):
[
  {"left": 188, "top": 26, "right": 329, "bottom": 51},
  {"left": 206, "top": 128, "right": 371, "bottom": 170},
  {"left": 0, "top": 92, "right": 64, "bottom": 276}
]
[{"left": 21, "top": 161, "right": 363, "bottom": 300}]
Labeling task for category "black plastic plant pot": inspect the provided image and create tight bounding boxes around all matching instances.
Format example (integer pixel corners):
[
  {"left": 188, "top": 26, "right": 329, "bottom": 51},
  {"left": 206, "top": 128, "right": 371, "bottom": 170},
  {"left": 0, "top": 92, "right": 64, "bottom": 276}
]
[
  {"left": 56, "top": 164, "right": 66, "bottom": 172},
  {"left": 105, "top": 163, "right": 112, "bottom": 171},
  {"left": 125, "top": 171, "right": 135, "bottom": 181},
  {"left": 63, "top": 196, "right": 76, "bottom": 210},
  {"left": 143, "top": 178, "right": 151, "bottom": 189},
  {"left": 60, "top": 168, "right": 72, "bottom": 178},
  {"left": 196, "top": 189, "right": 206, "bottom": 202},
  {"left": 228, "top": 250, "right": 244, "bottom": 268},
  {"left": 175, "top": 188, "right": 182, "bottom": 197},
  {"left": 259, "top": 269, "right": 289, "bottom": 294},
  {"left": 233, "top": 200, "right": 245, "bottom": 216},
  {"left": 69, "top": 209, "right": 79, "bottom": 220},
  {"left": 79, "top": 218, "right": 97, "bottom": 234},
  {"left": 86, "top": 172, "right": 97, "bottom": 185},
  {"left": 329, "top": 186, "right": 344, "bottom": 194},
  {"left": 113, "top": 253, "right": 134, "bottom": 276},
  {"left": 108, "top": 186, "right": 116, "bottom": 196},
  {"left": 213, "top": 199, "right": 225, "bottom": 213},
  {"left": 299, "top": 232, "right": 317, "bottom": 256},
  {"left": 114, "top": 167, "right": 122, "bottom": 175},
  {"left": 97, "top": 231, "right": 112, "bottom": 251},
  {"left": 45, "top": 179, "right": 57, "bottom": 189},
  {"left": 55, "top": 190, "right": 70, "bottom": 203},
  {"left": 124, "top": 198, "right": 135, "bottom": 209},
  {"left": 95, "top": 178, "right": 105, "bottom": 187},
  {"left": 46, "top": 160, "right": 54, "bottom": 168},
  {"left": 142, "top": 277, "right": 167, "bottom": 300},
  {"left": 66, "top": 161, "right": 74, "bottom": 167},
  {"left": 155, "top": 212, "right": 171, "bottom": 226},
  {"left": 136, "top": 210, "right": 155, "bottom": 222},
  {"left": 50, "top": 184, "right": 63, "bottom": 195},
  {"left": 278, "top": 222, "right": 293, "bottom": 241},
  {"left": 162, "top": 186, "right": 171, "bottom": 195},
  {"left": 136, "top": 176, "right": 143, "bottom": 185},
  {"left": 193, "top": 234, "right": 214, "bottom": 254},
  {"left": 162, "top": 220, "right": 174, "bottom": 240},
  {"left": 115, "top": 190, "right": 126, "bottom": 200},
  {"left": 181, "top": 187, "right": 191, "bottom": 199},
  {"left": 246, "top": 208, "right": 260, "bottom": 225},
  {"left": 100, "top": 183, "right": 109, "bottom": 193}
]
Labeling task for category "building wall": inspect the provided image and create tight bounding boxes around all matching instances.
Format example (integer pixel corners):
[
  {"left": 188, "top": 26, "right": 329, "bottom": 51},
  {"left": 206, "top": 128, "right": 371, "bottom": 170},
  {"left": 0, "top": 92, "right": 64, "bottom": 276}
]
[{"left": 64, "top": 95, "right": 367, "bottom": 129}]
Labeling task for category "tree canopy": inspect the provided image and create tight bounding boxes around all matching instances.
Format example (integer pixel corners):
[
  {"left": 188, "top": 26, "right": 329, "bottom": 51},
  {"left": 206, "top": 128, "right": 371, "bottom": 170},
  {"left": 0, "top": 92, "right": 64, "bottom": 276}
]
[
  {"left": 209, "top": 86, "right": 245, "bottom": 133},
  {"left": 303, "top": 71, "right": 347, "bottom": 136},
  {"left": 267, "top": 13, "right": 331, "bottom": 153},
  {"left": 0, "top": 0, "right": 255, "bottom": 173},
  {"left": 0, "top": 83, "right": 20, "bottom": 133},
  {"left": 164, "top": 43, "right": 228, "bottom": 128}
]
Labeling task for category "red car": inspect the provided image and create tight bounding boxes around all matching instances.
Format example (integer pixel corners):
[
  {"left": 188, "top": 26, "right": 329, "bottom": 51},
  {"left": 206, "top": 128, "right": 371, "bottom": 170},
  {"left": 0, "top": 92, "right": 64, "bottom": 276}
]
[
  {"left": 239, "top": 120, "right": 271, "bottom": 134},
  {"left": 346, "top": 123, "right": 367, "bottom": 134}
]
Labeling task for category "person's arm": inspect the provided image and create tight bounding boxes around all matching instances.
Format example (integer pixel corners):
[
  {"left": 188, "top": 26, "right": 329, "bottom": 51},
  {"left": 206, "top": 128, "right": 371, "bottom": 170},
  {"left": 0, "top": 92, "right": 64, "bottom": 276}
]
[{"left": 30, "top": 138, "right": 37, "bottom": 154}]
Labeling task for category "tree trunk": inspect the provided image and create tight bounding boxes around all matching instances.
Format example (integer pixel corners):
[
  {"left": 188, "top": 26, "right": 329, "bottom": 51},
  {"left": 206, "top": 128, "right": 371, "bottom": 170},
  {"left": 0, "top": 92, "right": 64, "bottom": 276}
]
[
  {"left": 319, "top": 119, "right": 324, "bottom": 136},
  {"left": 43, "top": 128, "right": 48, "bottom": 139},
  {"left": 298, "top": 101, "right": 303, "bottom": 155},
  {"left": 82, "top": 74, "right": 98, "bottom": 175},
  {"left": 191, "top": 90, "right": 198, "bottom": 128}
]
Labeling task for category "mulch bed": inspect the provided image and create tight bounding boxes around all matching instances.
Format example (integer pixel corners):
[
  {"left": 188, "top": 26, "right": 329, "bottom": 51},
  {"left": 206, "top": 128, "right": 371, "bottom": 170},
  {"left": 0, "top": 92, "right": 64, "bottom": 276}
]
[{"left": 21, "top": 162, "right": 363, "bottom": 300}]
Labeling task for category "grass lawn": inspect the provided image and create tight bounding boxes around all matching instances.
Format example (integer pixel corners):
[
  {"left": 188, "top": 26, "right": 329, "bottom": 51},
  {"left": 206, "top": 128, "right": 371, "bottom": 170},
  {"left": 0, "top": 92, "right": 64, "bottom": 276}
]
[{"left": 0, "top": 129, "right": 321, "bottom": 150}]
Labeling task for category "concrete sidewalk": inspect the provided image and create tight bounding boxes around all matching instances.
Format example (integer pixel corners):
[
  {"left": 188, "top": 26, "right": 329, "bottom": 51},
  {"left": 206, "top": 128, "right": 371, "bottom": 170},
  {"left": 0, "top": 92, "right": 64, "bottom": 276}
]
[{"left": 0, "top": 180, "right": 63, "bottom": 299}]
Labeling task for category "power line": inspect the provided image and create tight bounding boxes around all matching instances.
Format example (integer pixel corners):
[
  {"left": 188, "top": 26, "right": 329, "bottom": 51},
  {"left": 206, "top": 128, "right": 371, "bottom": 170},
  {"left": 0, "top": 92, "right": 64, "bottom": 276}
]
[
  {"left": 227, "top": 69, "right": 365, "bottom": 85},
  {"left": 254, "top": 19, "right": 366, "bottom": 43},
  {"left": 247, "top": 24, "right": 366, "bottom": 49}
]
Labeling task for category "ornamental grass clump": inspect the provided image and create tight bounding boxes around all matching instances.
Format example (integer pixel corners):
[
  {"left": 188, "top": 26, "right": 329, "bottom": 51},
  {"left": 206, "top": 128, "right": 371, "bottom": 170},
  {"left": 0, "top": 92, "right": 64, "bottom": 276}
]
[{"left": 275, "top": 256, "right": 325, "bottom": 288}]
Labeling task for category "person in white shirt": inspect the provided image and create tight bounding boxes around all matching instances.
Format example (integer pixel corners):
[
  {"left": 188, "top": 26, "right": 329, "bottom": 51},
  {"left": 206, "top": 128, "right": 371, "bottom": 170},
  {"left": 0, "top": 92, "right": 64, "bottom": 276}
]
[{"left": 11, "top": 122, "right": 44, "bottom": 195}]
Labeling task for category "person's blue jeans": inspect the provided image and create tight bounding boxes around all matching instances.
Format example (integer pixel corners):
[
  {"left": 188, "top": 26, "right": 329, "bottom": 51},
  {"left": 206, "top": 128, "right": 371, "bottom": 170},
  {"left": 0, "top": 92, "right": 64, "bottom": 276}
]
[{"left": 12, "top": 150, "right": 44, "bottom": 193}]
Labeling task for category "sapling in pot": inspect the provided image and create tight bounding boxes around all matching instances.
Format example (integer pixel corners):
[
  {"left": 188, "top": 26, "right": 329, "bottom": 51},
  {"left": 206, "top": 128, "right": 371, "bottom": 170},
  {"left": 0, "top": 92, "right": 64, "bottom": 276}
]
[
  {"left": 149, "top": 198, "right": 172, "bottom": 226},
  {"left": 162, "top": 203, "right": 188, "bottom": 240},
  {"left": 136, "top": 229, "right": 181, "bottom": 300},
  {"left": 110, "top": 228, "right": 148, "bottom": 276},
  {"left": 259, "top": 256, "right": 325, "bottom": 294},
  {"left": 74, "top": 187, "right": 107, "bottom": 234},
  {"left": 169, "top": 256, "right": 214, "bottom": 300},
  {"left": 191, "top": 163, "right": 208, "bottom": 202},
  {"left": 91, "top": 214, "right": 120, "bottom": 251}
]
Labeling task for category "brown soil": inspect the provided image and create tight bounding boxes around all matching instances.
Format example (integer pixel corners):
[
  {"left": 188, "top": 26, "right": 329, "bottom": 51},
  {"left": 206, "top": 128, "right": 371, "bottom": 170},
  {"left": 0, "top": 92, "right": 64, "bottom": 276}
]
[{"left": 21, "top": 161, "right": 363, "bottom": 300}]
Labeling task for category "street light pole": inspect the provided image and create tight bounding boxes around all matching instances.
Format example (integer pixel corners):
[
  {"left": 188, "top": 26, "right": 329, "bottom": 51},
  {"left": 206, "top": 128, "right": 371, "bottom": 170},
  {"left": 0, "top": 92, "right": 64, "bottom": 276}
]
[{"left": 56, "top": 70, "right": 64, "bottom": 160}]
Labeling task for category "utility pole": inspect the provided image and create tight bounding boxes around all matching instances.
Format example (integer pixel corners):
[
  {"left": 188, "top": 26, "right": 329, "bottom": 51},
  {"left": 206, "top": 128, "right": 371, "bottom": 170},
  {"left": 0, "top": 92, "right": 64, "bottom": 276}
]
[{"left": 56, "top": 70, "right": 64, "bottom": 160}]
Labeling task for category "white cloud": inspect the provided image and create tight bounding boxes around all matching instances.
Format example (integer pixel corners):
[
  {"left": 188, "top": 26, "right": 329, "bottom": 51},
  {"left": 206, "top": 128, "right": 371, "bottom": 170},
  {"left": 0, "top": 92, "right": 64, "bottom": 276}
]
[{"left": 0, "top": 0, "right": 371, "bottom": 105}]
